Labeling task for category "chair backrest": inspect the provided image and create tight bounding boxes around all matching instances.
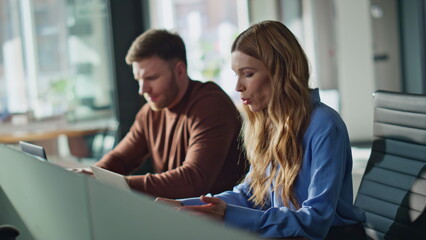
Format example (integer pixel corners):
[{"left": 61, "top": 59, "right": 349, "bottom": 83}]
[
  {"left": 0, "top": 225, "right": 20, "bottom": 240},
  {"left": 91, "top": 123, "right": 118, "bottom": 159},
  {"left": 354, "top": 91, "right": 426, "bottom": 240}
]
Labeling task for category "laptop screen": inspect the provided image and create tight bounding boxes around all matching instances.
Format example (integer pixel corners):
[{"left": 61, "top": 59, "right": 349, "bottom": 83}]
[{"left": 19, "top": 141, "right": 48, "bottom": 161}]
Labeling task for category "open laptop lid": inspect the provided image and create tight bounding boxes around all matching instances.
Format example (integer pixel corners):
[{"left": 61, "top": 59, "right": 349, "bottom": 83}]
[
  {"left": 90, "top": 165, "right": 131, "bottom": 191},
  {"left": 19, "top": 141, "right": 48, "bottom": 161},
  {"left": 18, "top": 141, "right": 91, "bottom": 170}
]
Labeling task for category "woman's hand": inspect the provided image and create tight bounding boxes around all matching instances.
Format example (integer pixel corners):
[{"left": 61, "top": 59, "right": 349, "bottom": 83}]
[
  {"left": 155, "top": 197, "right": 183, "bottom": 208},
  {"left": 178, "top": 195, "right": 226, "bottom": 221}
]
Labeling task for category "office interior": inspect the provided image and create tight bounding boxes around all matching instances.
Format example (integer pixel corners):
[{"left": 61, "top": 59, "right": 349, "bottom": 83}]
[{"left": 0, "top": 0, "right": 425, "bottom": 239}]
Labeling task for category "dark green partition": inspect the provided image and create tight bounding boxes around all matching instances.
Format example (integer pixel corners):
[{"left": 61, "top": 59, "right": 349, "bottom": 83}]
[
  {"left": 0, "top": 187, "right": 35, "bottom": 239},
  {"left": 0, "top": 145, "right": 92, "bottom": 240}
]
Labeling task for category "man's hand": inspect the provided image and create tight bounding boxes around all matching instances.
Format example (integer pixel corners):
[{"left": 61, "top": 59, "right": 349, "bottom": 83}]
[
  {"left": 178, "top": 195, "right": 226, "bottom": 221},
  {"left": 155, "top": 197, "right": 183, "bottom": 208},
  {"left": 70, "top": 167, "right": 94, "bottom": 176}
]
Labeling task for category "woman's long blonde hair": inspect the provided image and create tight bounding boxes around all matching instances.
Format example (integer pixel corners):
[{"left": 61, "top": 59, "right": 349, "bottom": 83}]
[{"left": 232, "top": 21, "right": 311, "bottom": 208}]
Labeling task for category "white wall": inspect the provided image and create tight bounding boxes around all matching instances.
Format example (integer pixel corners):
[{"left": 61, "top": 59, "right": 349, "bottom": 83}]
[
  {"left": 249, "top": 0, "right": 280, "bottom": 23},
  {"left": 334, "top": 0, "right": 375, "bottom": 142},
  {"left": 248, "top": 0, "right": 376, "bottom": 142}
]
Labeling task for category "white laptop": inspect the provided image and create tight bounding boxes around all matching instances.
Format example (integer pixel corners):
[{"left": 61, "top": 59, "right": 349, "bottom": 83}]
[{"left": 90, "top": 165, "right": 131, "bottom": 191}]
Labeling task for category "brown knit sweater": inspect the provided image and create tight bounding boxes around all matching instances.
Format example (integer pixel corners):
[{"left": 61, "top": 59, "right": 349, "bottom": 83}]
[{"left": 96, "top": 80, "right": 246, "bottom": 198}]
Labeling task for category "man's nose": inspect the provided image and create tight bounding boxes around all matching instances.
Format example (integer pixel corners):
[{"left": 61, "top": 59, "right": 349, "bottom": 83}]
[{"left": 138, "top": 81, "right": 150, "bottom": 95}]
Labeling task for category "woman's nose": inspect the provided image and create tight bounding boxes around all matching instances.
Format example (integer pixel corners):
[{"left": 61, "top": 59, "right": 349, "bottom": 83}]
[{"left": 235, "top": 79, "right": 245, "bottom": 92}]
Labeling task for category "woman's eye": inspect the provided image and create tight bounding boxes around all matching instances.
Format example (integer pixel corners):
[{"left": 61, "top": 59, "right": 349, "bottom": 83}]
[{"left": 245, "top": 73, "right": 254, "bottom": 78}]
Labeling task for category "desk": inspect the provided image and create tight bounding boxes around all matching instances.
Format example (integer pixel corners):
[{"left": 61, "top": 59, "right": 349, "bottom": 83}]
[
  {"left": 0, "top": 117, "right": 116, "bottom": 144},
  {"left": 0, "top": 117, "right": 117, "bottom": 159}
]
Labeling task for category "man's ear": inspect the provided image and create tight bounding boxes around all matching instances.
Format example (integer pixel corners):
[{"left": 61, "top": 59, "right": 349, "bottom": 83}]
[{"left": 174, "top": 61, "right": 187, "bottom": 78}]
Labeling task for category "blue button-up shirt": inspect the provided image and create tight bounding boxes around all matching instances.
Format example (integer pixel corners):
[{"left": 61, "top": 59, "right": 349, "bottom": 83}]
[{"left": 181, "top": 88, "right": 366, "bottom": 239}]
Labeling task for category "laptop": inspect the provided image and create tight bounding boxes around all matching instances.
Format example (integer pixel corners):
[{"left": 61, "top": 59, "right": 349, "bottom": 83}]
[
  {"left": 20, "top": 141, "right": 48, "bottom": 161},
  {"left": 90, "top": 165, "right": 131, "bottom": 191},
  {"left": 19, "top": 141, "right": 89, "bottom": 169},
  {"left": 19, "top": 141, "right": 129, "bottom": 190}
]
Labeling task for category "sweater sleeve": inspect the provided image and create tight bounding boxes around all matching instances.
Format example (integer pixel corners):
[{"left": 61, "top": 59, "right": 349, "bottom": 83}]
[
  {"left": 95, "top": 107, "right": 150, "bottom": 175},
  {"left": 128, "top": 87, "right": 242, "bottom": 198},
  {"left": 222, "top": 123, "right": 350, "bottom": 239}
]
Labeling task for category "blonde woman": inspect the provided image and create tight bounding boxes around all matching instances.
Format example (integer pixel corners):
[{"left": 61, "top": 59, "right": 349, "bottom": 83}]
[{"left": 157, "top": 21, "right": 366, "bottom": 239}]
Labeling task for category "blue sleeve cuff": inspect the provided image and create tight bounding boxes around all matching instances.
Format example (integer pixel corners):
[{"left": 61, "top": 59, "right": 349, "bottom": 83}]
[
  {"left": 224, "top": 204, "right": 262, "bottom": 232},
  {"left": 179, "top": 197, "right": 204, "bottom": 206}
]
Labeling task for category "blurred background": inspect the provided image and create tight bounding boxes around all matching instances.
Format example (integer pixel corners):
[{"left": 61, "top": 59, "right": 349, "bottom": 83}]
[{"left": 0, "top": 0, "right": 425, "bottom": 188}]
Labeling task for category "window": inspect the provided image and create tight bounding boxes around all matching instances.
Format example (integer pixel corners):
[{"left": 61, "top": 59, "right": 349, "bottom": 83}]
[
  {"left": 0, "top": 0, "right": 114, "bottom": 122},
  {"left": 149, "top": 0, "right": 249, "bottom": 103}
]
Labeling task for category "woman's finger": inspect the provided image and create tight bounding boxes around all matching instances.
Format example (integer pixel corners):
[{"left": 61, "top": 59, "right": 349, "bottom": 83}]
[
  {"left": 200, "top": 196, "right": 223, "bottom": 205},
  {"left": 178, "top": 204, "right": 213, "bottom": 213}
]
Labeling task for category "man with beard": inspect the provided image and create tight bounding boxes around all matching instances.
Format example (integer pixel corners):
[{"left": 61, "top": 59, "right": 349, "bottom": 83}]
[{"left": 88, "top": 29, "right": 245, "bottom": 199}]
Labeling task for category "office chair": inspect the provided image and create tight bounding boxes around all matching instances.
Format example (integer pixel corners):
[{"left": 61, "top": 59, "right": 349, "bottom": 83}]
[
  {"left": 0, "top": 225, "right": 20, "bottom": 240},
  {"left": 90, "top": 124, "right": 118, "bottom": 159},
  {"left": 354, "top": 91, "right": 426, "bottom": 239}
]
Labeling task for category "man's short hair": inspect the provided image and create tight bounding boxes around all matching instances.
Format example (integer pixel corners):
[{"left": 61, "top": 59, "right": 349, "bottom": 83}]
[{"left": 125, "top": 29, "right": 187, "bottom": 66}]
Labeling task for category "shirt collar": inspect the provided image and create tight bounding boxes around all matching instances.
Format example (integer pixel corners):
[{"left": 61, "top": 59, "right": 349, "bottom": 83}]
[{"left": 310, "top": 88, "right": 321, "bottom": 107}]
